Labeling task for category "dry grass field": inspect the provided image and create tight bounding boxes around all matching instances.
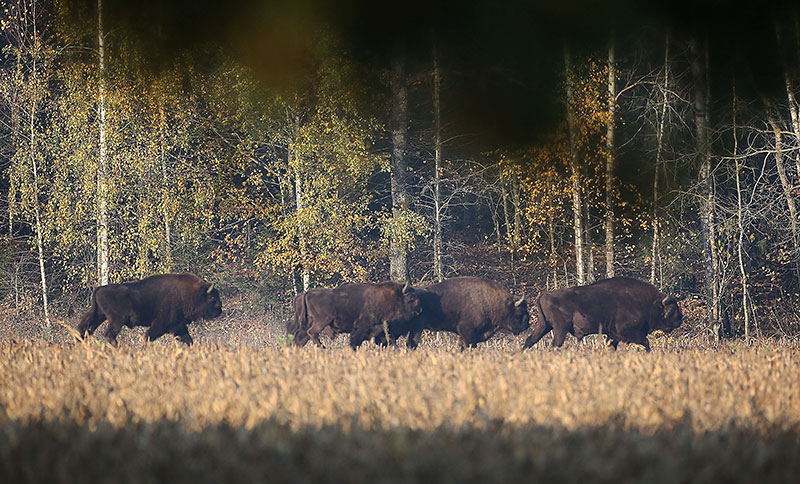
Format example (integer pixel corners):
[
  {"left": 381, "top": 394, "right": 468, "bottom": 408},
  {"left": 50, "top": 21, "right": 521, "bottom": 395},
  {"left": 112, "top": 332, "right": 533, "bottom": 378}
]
[{"left": 1, "top": 313, "right": 799, "bottom": 483}]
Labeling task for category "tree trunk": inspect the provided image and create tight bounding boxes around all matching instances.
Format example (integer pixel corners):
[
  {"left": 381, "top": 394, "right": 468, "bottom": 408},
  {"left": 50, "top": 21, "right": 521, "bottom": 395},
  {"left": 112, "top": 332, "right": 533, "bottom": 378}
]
[
  {"left": 548, "top": 179, "right": 557, "bottom": 289},
  {"left": 564, "top": 45, "right": 585, "bottom": 285},
  {"left": 290, "top": 114, "right": 310, "bottom": 292},
  {"left": 690, "top": 36, "right": 720, "bottom": 339},
  {"left": 774, "top": 20, "right": 800, "bottom": 178},
  {"left": 768, "top": 116, "right": 800, "bottom": 285},
  {"left": 432, "top": 46, "right": 444, "bottom": 282},
  {"left": 390, "top": 48, "right": 410, "bottom": 282},
  {"left": 9, "top": 47, "right": 22, "bottom": 237},
  {"left": 502, "top": 184, "right": 516, "bottom": 280},
  {"left": 158, "top": 100, "right": 173, "bottom": 268},
  {"left": 511, "top": 176, "right": 522, "bottom": 249},
  {"left": 29, "top": 1, "right": 50, "bottom": 329},
  {"left": 584, "top": 203, "right": 595, "bottom": 283},
  {"left": 605, "top": 39, "right": 616, "bottom": 279},
  {"left": 732, "top": 81, "right": 752, "bottom": 341},
  {"left": 651, "top": 32, "right": 670, "bottom": 287},
  {"left": 97, "top": 0, "right": 109, "bottom": 285}
]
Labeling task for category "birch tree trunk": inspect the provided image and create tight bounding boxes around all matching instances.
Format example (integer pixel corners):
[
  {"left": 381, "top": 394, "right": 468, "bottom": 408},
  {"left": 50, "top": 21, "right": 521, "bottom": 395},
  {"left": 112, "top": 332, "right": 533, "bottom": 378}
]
[
  {"left": 97, "top": 0, "right": 109, "bottom": 285},
  {"left": 732, "top": 82, "right": 751, "bottom": 340},
  {"left": 432, "top": 46, "right": 444, "bottom": 282},
  {"left": 584, "top": 204, "right": 595, "bottom": 283},
  {"left": 690, "top": 36, "right": 719, "bottom": 339},
  {"left": 290, "top": 114, "right": 310, "bottom": 292},
  {"left": 605, "top": 39, "right": 616, "bottom": 279},
  {"left": 29, "top": 0, "right": 50, "bottom": 328},
  {"left": 564, "top": 45, "right": 585, "bottom": 285},
  {"left": 390, "top": 48, "right": 409, "bottom": 282},
  {"left": 651, "top": 32, "right": 670, "bottom": 287},
  {"left": 158, "top": 100, "right": 173, "bottom": 268},
  {"left": 774, "top": 20, "right": 800, "bottom": 178},
  {"left": 768, "top": 115, "right": 800, "bottom": 285}
]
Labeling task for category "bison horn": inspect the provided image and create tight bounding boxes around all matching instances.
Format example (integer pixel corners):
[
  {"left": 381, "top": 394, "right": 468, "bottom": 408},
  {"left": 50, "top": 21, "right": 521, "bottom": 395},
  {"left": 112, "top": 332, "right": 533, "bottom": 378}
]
[
  {"left": 515, "top": 295, "right": 525, "bottom": 307},
  {"left": 403, "top": 281, "right": 411, "bottom": 293},
  {"left": 661, "top": 295, "right": 673, "bottom": 306},
  {"left": 207, "top": 283, "right": 214, "bottom": 294}
]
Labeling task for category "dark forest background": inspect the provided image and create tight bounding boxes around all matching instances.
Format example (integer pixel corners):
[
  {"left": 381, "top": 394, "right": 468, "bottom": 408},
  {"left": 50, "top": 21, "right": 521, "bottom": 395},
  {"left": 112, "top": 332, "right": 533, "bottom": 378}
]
[{"left": 3, "top": 0, "right": 800, "bottom": 339}]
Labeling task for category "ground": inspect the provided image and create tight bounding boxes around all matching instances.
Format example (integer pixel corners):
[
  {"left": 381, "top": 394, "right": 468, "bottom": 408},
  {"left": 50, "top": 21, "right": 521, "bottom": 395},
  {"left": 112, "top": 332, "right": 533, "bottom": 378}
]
[{"left": 0, "top": 302, "right": 799, "bottom": 482}]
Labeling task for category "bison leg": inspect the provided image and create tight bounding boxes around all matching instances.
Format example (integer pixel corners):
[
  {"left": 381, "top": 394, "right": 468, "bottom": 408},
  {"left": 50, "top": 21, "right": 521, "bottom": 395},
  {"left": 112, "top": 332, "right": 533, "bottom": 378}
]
[
  {"left": 292, "top": 330, "right": 310, "bottom": 347},
  {"left": 349, "top": 318, "right": 375, "bottom": 349},
  {"left": 632, "top": 335, "right": 651, "bottom": 352},
  {"left": 145, "top": 324, "right": 169, "bottom": 342},
  {"left": 79, "top": 311, "right": 105, "bottom": 338},
  {"left": 306, "top": 319, "right": 334, "bottom": 347},
  {"left": 406, "top": 329, "right": 422, "bottom": 349},
  {"left": 608, "top": 339, "right": 620, "bottom": 350},
  {"left": 551, "top": 326, "right": 568, "bottom": 347},
  {"left": 103, "top": 318, "right": 128, "bottom": 346},
  {"left": 171, "top": 324, "right": 194, "bottom": 345},
  {"left": 523, "top": 320, "right": 552, "bottom": 349}
]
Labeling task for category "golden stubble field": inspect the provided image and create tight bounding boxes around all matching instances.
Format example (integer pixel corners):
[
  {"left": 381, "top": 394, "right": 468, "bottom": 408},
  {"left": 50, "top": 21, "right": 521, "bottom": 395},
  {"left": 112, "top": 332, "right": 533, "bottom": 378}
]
[{"left": 1, "top": 327, "right": 800, "bottom": 483}]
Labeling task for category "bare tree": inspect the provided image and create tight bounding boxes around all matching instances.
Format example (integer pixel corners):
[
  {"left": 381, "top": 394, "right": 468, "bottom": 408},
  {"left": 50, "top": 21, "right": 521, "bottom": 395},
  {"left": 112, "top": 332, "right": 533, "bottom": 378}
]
[
  {"left": 432, "top": 45, "right": 444, "bottom": 282},
  {"left": 605, "top": 38, "right": 616, "bottom": 279},
  {"left": 564, "top": 44, "right": 585, "bottom": 285},
  {"left": 651, "top": 32, "right": 671, "bottom": 286},
  {"left": 690, "top": 35, "right": 722, "bottom": 339},
  {"left": 96, "top": 0, "right": 109, "bottom": 285}
]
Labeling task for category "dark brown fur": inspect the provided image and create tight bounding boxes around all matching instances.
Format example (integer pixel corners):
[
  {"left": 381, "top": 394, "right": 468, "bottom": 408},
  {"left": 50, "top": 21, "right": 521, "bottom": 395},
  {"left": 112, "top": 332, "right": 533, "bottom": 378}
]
[
  {"left": 77, "top": 273, "right": 223, "bottom": 346},
  {"left": 289, "top": 281, "right": 422, "bottom": 349},
  {"left": 522, "top": 277, "right": 682, "bottom": 351},
  {"left": 394, "top": 277, "right": 530, "bottom": 350}
]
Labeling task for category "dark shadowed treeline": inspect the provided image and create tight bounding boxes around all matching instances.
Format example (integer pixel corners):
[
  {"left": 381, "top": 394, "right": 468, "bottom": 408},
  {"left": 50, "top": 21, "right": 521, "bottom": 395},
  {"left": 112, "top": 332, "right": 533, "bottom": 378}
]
[{"left": 2, "top": 0, "right": 800, "bottom": 339}]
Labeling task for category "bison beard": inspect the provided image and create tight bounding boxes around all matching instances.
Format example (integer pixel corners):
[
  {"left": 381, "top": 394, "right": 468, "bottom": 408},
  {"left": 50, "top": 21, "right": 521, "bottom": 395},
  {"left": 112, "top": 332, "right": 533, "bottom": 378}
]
[
  {"left": 386, "top": 277, "right": 530, "bottom": 350},
  {"left": 288, "top": 281, "right": 422, "bottom": 349},
  {"left": 77, "top": 273, "right": 223, "bottom": 346},
  {"left": 522, "top": 277, "right": 682, "bottom": 351}
]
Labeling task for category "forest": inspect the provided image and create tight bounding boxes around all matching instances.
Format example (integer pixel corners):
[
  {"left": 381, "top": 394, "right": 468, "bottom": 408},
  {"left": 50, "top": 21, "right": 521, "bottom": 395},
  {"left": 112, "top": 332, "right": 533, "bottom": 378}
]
[
  {"left": 5, "top": 2, "right": 800, "bottom": 482},
  {"left": 2, "top": 0, "right": 800, "bottom": 341}
]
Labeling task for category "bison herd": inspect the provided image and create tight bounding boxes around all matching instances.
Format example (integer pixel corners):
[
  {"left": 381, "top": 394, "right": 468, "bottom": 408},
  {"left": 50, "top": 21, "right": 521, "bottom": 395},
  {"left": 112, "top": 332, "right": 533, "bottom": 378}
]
[{"left": 78, "top": 273, "right": 682, "bottom": 351}]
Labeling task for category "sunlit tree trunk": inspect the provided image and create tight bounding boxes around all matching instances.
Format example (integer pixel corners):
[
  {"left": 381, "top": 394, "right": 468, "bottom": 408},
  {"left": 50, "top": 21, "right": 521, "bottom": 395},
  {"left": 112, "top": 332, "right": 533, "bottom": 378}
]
[
  {"left": 564, "top": 45, "right": 584, "bottom": 285},
  {"left": 651, "top": 32, "right": 670, "bottom": 287},
  {"left": 584, "top": 204, "right": 595, "bottom": 283},
  {"left": 390, "top": 47, "right": 409, "bottom": 282},
  {"left": 29, "top": 0, "right": 50, "bottom": 328},
  {"left": 158, "top": 100, "right": 172, "bottom": 268},
  {"left": 289, "top": 114, "right": 310, "bottom": 292},
  {"left": 605, "top": 38, "right": 616, "bottom": 279},
  {"left": 97, "top": 0, "right": 109, "bottom": 285},
  {"left": 547, "top": 175, "right": 557, "bottom": 289},
  {"left": 432, "top": 46, "right": 444, "bottom": 282}
]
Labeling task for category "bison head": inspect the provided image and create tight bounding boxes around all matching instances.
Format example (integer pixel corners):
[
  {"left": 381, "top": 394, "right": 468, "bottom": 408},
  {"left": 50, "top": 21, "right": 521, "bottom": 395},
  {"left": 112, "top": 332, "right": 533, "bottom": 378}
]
[
  {"left": 401, "top": 282, "right": 423, "bottom": 319},
  {"left": 200, "top": 283, "right": 223, "bottom": 320},
  {"left": 653, "top": 295, "right": 682, "bottom": 332},
  {"left": 504, "top": 295, "right": 531, "bottom": 334}
]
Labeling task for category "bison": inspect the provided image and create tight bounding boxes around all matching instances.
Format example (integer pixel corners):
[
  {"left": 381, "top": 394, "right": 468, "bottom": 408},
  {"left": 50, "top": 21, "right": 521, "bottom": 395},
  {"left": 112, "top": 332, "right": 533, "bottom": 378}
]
[
  {"left": 386, "top": 277, "right": 530, "bottom": 350},
  {"left": 288, "top": 281, "right": 423, "bottom": 349},
  {"left": 78, "top": 272, "right": 223, "bottom": 346},
  {"left": 522, "top": 277, "right": 682, "bottom": 351}
]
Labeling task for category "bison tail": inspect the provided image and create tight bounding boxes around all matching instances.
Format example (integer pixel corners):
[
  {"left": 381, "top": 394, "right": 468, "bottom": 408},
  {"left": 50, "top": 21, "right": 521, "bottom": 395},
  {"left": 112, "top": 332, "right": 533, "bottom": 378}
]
[
  {"left": 77, "top": 288, "right": 102, "bottom": 339},
  {"left": 522, "top": 294, "right": 552, "bottom": 350},
  {"left": 288, "top": 293, "right": 309, "bottom": 345}
]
